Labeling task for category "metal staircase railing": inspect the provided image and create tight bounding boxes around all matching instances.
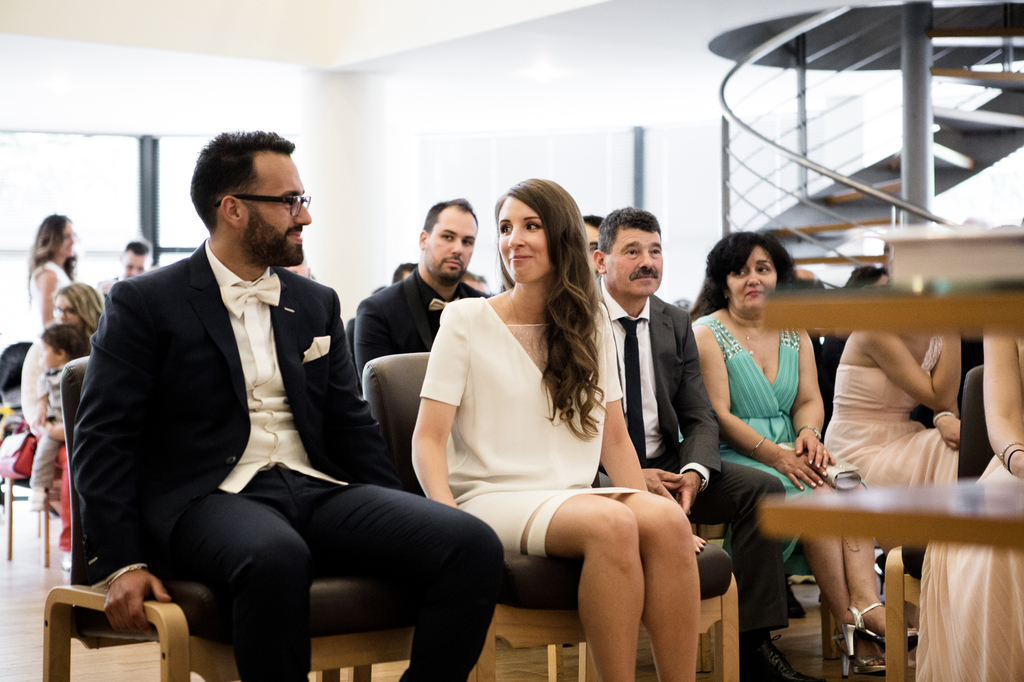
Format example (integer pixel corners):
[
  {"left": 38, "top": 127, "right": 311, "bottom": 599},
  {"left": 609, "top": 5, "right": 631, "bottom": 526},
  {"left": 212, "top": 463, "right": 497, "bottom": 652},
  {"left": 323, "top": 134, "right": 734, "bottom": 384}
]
[{"left": 719, "top": 7, "right": 967, "bottom": 268}]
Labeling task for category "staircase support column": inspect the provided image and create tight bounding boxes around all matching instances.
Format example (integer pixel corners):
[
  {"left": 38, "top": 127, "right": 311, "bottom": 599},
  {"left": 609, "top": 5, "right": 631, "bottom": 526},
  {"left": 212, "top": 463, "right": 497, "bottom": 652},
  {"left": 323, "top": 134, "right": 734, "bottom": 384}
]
[
  {"left": 901, "top": 2, "right": 934, "bottom": 225},
  {"left": 795, "top": 34, "right": 808, "bottom": 199}
]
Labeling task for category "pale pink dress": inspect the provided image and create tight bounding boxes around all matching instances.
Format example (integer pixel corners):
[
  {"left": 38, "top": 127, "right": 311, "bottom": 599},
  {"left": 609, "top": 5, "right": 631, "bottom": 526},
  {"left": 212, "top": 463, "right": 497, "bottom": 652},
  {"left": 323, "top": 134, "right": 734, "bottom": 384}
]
[
  {"left": 824, "top": 337, "right": 959, "bottom": 488},
  {"left": 917, "top": 340, "right": 1024, "bottom": 681}
]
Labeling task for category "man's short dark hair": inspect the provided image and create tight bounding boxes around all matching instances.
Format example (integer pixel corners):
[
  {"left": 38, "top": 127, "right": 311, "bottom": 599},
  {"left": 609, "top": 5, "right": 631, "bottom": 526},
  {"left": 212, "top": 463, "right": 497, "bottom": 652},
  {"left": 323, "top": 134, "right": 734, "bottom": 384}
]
[
  {"left": 41, "top": 323, "right": 90, "bottom": 362},
  {"left": 422, "top": 199, "right": 477, "bottom": 234},
  {"left": 125, "top": 240, "right": 151, "bottom": 257},
  {"left": 597, "top": 207, "right": 662, "bottom": 253},
  {"left": 392, "top": 262, "right": 417, "bottom": 283},
  {"left": 845, "top": 265, "right": 888, "bottom": 288},
  {"left": 191, "top": 131, "right": 296, "bottom": 230},
  {"left": 582, "top": 215, "right": 604, "bottom": 229}
]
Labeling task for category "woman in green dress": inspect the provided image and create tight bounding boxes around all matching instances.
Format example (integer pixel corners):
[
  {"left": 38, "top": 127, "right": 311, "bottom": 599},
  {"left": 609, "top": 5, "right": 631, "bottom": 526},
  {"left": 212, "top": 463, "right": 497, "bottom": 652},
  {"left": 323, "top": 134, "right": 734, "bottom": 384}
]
[{"left": 692, "top": 232, "right": 886, "bottom": 677}]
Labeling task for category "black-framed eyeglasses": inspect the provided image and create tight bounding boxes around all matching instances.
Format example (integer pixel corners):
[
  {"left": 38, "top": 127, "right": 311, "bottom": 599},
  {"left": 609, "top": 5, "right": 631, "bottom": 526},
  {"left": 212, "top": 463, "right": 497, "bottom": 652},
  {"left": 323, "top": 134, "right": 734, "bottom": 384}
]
[
  {"left": 215, "top": 194, "right": 312, "bottom": 217},
  {"left": 53, "top": 306, "right": 77, "bottom": 316}
]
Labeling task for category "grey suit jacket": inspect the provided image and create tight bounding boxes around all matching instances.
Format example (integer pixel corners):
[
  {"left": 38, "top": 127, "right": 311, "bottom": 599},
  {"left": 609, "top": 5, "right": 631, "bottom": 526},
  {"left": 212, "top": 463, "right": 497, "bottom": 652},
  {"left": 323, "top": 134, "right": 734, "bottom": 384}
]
[{"left": 632, "top": 295, "right": 721, "bottom": 475}]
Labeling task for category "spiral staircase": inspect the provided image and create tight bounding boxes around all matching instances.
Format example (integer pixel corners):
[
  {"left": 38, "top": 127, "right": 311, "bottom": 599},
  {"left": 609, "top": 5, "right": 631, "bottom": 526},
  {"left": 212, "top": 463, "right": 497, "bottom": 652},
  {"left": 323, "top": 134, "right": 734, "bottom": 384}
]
[{"left": 713, "top": 2, "right": 1024, "bottom": 280}]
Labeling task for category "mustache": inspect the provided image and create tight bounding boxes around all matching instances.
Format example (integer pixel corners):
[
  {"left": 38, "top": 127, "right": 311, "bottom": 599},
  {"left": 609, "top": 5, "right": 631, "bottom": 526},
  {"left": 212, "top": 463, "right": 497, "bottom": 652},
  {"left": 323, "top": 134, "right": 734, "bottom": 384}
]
[{"left": 629, "top": 267, "right": 659, "bottom": 281}]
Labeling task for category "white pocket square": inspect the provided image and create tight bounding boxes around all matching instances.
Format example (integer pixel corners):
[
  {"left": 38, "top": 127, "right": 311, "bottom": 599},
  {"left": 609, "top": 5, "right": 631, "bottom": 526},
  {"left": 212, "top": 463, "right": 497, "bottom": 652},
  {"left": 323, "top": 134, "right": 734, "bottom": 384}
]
[{"left": 302, "top": 336, "right": 331, "bottom": 363}]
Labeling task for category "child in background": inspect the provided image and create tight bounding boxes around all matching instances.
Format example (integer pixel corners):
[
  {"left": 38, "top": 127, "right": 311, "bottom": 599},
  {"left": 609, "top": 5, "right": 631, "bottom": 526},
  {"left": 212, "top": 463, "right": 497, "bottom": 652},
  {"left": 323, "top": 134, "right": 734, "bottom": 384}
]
[{"left": 28, "top": 323, "right": 89, "bottom": 511}]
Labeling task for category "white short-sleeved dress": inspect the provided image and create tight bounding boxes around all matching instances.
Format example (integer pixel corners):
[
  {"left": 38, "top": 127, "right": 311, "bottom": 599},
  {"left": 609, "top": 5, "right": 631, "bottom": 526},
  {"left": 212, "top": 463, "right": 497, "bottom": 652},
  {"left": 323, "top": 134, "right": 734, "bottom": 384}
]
[{"left": 419, "top": 297, "right": 637, "bottom": 557}]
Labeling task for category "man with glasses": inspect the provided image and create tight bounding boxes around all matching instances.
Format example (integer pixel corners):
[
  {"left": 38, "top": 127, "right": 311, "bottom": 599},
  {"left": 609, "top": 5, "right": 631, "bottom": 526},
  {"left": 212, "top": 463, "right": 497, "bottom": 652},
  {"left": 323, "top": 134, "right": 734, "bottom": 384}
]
[{"left": 72, "top": 131, "right": 503, "bottom": 682}]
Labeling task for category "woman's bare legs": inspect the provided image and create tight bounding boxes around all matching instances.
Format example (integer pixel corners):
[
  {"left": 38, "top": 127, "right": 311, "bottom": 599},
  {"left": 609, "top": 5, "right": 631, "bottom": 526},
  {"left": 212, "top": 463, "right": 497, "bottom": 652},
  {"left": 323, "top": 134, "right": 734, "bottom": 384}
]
[
  {"left": 620, "top": 492, "right": 700, "bottom": 682},
  {"left": 543, "top": 493, "right": 699, "bottom": 682},
  {"left": 801, "top": 487, "right": 885, "bottom": 661},
  {"left": 544, "top": 495, "right": 645, "bottom": 681}
]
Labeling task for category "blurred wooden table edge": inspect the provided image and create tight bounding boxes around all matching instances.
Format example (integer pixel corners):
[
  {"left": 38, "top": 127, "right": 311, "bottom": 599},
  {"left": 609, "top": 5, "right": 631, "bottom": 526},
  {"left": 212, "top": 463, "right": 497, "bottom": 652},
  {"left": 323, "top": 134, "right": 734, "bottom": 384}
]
[
  {"left": 764, "top": 287, "right": 1024, "bottom": 334},
  {"left": 758, "top": 480, "right": 1024, "bottom": 549}
]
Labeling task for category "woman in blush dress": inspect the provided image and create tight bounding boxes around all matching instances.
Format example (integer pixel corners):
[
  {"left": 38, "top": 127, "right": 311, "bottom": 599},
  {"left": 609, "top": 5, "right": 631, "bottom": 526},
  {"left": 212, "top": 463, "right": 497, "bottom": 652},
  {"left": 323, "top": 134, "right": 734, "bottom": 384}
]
[
  {"left": 918, "top": 336, "right": 1024, "bottom": 681},
  {"left": 412, "top": 179, "right": 702, "bottom": 682},
  {"left": 824, "top": 331, "right": 961, "bottom": 489},
  {"left": 692, "top": 231, "right": 886, "bottom": 676}
]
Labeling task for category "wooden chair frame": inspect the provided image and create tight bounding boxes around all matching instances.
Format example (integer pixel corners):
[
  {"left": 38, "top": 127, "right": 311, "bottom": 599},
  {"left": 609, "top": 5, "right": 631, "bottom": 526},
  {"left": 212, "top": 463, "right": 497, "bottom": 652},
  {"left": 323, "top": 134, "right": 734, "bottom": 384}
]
[
  {"left": 44, "top": 585, "right": 415, "bottom": 682},
  {"left": 470, "top": 575, "right": 739, "bottom": 682},
  {"left": 884, "top": 547, "right": 919, "bottom": 682},
  {"left": 44, "top": 356, "right": 417, "bottom": 682}
]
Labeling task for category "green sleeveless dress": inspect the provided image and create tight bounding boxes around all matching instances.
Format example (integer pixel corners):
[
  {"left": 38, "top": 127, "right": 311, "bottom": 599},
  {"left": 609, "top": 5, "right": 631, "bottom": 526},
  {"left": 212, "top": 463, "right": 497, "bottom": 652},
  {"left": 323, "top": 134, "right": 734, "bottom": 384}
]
[{"left": 693, "top": 315, "right": 809, "bottom": 564}]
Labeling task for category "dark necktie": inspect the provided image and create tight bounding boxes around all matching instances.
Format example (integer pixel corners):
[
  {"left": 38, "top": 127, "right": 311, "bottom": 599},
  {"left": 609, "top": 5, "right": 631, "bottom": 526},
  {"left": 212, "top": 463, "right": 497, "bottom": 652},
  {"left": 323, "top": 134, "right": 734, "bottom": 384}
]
[{"left": 619, "top": 317, "right": 646, "bottom": 465}]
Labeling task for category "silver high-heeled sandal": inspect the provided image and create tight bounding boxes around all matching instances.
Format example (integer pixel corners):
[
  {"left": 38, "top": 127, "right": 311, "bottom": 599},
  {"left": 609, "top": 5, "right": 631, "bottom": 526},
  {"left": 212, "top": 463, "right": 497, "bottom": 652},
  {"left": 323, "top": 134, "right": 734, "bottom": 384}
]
[
  {"left": 833, "top": 625, "right": 886, "bottom": 678},
  {"left": 848, "top": 602, "right": 886, "bottom": 645}
]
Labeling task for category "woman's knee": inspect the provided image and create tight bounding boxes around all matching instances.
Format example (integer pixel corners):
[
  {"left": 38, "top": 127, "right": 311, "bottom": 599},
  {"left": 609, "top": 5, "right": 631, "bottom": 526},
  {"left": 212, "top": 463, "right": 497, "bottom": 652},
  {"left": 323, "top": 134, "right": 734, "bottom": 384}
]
[{"left": 631, "top": 495, "right": 693, "bottom": 552}]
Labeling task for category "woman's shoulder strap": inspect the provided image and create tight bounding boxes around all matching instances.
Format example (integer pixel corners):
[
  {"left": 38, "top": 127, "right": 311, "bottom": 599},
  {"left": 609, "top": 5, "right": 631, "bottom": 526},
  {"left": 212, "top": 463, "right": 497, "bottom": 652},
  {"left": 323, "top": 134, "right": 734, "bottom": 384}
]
[
  {"left": 780, "top": 328, "right": 801, "bottom": 350},
  {"left": 693, "top": 315, "right": 739, "bottom": 357}
]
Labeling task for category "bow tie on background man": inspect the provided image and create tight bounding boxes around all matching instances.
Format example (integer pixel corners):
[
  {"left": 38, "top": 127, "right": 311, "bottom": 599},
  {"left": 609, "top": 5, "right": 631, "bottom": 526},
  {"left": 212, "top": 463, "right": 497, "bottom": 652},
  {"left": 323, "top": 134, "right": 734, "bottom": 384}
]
[
  {"left": 221, "top": 274, "right": 281, "bottom": 318},
  {"left": 428, "top": 297, "right": 457, "bottom": 312}
]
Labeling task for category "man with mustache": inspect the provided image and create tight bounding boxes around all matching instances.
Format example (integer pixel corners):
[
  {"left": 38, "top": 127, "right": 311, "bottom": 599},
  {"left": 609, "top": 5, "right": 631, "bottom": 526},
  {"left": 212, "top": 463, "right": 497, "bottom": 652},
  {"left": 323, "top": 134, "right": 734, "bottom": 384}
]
[
  {"left": 354, "top": 199, "right": 486, "bottom": 377},
  {"left": 595, "top": 208, "right": 824, "bottom": 682}
]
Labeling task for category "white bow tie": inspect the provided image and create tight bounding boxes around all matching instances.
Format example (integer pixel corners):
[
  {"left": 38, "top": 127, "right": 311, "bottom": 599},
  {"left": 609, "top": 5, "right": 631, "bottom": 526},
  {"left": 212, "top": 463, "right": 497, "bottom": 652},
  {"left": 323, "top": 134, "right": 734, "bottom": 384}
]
[{"left": 221, "top": 274, "right": 281, "bottom": 318}]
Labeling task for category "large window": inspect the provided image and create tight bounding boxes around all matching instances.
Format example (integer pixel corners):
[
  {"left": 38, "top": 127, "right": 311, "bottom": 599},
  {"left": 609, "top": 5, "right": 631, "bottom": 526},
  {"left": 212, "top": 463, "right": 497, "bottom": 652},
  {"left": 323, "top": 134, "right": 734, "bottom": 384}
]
[
  {"left": 0, "top": 133, "right": 139, "bottom": 346},
  {"left": 157, "top": 136, "right": 213, "bottom": 265}
]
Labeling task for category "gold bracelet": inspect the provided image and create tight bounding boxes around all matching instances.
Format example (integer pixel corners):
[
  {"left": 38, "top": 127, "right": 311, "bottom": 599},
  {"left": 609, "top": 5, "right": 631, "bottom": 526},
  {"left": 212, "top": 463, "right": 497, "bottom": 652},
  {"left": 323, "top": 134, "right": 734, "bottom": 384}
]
[{"left": 749, "top": 437, "right": 766, "bottom": 457}]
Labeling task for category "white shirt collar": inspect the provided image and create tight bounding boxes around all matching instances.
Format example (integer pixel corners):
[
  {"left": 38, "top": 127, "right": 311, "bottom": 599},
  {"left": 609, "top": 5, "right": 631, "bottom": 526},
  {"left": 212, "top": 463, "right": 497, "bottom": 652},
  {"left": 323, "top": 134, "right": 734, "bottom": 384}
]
[
  {"left": 204, "top": 240, "right": 272, "bottom": 289},
  {"left": 602, "top": 279, "right": 651, "bottom": 322}
]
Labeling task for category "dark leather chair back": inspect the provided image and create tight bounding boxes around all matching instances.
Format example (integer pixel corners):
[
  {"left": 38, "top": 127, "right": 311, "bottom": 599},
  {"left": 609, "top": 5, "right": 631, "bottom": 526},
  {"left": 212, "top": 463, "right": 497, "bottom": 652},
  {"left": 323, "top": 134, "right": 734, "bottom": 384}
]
[
  {"left": 361, "top": 352, "right": 735, "bottom": 605},
  {"left": 959, "top": 365, "right": 993, "bottom": 480},
  {"left": 61, "top": 356, "right": 91, "bottom": 587},
  {"left": 362, "top": 353, "right": 429, "bottom": 496}
]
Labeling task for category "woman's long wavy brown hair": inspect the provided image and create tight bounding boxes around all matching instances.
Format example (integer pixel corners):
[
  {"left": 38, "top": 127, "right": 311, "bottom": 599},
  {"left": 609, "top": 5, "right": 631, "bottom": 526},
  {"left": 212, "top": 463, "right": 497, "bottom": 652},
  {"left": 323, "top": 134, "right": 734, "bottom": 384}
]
[
  {"left": 495, "top": 179, "right": 604, "bottom": 441},
  {"left": 29, "top": 214, "right": 75, "bottom": 285}
]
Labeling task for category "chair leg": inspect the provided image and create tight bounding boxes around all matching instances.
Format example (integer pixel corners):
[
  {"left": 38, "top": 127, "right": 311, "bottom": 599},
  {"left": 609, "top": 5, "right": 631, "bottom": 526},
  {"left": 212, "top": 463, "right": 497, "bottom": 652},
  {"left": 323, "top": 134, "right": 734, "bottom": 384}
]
[
  {"left": 885, "top": 547, "right": 909, "bottom": 682},
  {"left": 547, "top": 643, "right": 564, "bottom": 682},
  {"left": 578, "top": 642, "right": 596, "bottom": 682},
  {"left": 472, "top": 618, "right": 497, "bottom": 682},
  {"left": 144, "top": 602, "right": 191, "bottom": 682},
  {"left": 821, "top": 605, "right": 839, "bottom": 659},
  {"left": 698, "top": 631, "right": 713, "bottom": 672},
  {"left": 5, "top": 477, "right": 13, "bottom": 560},
  {"left": 719, "top": 576, "right": 740, "bottom": 682},
  {"left": 44, "top": 506, "right": 50, "bottom": 568},
  {"left": 43, "top": 599, "right": 72, "bottom": 682}
]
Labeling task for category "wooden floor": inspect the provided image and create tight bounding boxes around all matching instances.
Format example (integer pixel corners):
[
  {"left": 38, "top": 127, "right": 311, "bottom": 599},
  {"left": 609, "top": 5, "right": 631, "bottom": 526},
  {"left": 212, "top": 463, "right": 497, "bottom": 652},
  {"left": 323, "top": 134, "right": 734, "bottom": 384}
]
[{"left": 1, "top": 492, "right": 893, "bottom": 681}]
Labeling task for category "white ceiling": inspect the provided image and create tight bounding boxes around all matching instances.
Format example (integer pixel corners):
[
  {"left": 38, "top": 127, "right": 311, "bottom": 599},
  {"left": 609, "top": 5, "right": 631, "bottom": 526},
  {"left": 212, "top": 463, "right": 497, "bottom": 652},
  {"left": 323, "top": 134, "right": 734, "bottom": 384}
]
[{"left": 0, "top": 0, "right": 854, "bottom": 136}]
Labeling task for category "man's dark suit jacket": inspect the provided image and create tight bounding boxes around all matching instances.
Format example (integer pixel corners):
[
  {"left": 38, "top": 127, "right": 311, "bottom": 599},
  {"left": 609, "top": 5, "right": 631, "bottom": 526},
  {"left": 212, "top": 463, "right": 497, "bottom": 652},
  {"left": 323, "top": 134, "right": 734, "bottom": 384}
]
[
  {"left": 72, "top": 247, "right": 402, "bottom": 584},
  {"left": 639, "top": 295, "right": 721, "bottom": 476},
  {"left": 353, "top": 271, "right": 486, "bottom": 376}
]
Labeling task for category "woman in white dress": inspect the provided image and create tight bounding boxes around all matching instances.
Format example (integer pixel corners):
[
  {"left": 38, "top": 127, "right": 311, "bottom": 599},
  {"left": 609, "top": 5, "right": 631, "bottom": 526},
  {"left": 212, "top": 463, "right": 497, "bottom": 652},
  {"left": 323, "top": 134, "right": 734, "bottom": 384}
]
[
  {"left": 28, "top": 214, "right": 76, "bottom": 331},
  {"left": 413, "top": 179, "right": 702, "bottom": 681}
]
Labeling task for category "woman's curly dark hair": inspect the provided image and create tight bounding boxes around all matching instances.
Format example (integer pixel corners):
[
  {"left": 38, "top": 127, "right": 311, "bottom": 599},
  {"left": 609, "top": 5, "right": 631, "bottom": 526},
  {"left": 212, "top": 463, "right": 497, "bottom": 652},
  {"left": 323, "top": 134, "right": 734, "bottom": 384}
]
[
  {"left": 495, "top": 179, "right": 604, "bottom": 441},
  {"left": 692, "top": 231, "right": 795, "bottom": 318}
]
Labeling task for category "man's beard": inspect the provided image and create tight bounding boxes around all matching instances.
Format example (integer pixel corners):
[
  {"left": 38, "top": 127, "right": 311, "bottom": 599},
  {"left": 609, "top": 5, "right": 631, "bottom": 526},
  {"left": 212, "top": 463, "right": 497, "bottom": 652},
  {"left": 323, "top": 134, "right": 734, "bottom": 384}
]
[
  {"left": 428, "top": 256, "right": 465, "bottom": 286},
  {"left": 241, "top": 208, "right": 304, "bottom": 269}
]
